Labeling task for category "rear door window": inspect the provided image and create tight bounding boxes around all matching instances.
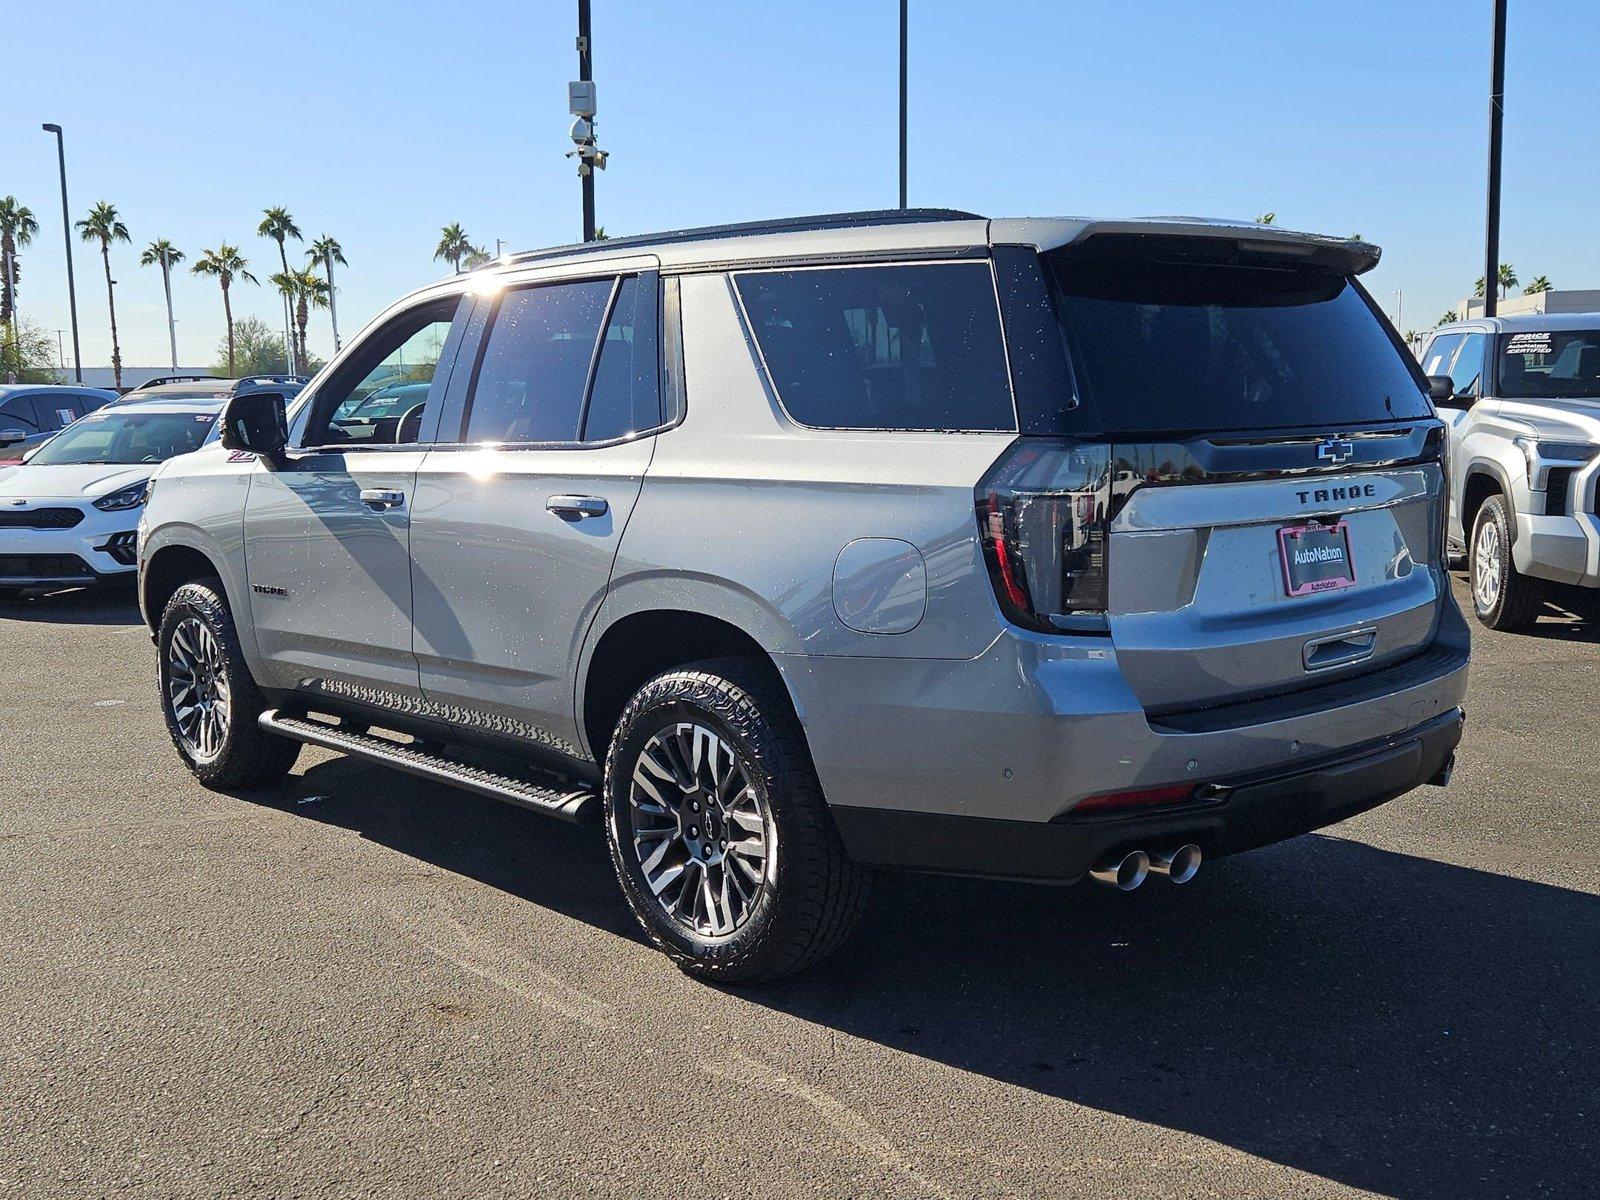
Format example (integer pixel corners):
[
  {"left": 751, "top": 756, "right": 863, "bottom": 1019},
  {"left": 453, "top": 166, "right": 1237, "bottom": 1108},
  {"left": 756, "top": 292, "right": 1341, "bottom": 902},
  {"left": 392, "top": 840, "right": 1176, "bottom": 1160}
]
[
  {"left": 1045, "top": 243, "right": 1432, "bottom": 434},
  {"left": 581, "top": 274, "right": 661, "bottom": 443},
  {"left": 734, "top": 262, "right": 1016, "bottom": 431},
  {"left": 462, "top": 279, "right": 613, "bottom": 444}
]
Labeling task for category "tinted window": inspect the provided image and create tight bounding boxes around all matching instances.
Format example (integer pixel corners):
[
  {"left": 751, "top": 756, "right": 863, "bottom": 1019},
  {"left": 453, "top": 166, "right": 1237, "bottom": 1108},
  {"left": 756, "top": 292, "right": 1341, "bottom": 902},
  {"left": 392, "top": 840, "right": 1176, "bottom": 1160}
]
[
  {"left": 1447, "top": 333, "right": 1487, "bottom": 397},
  {"left": 29, "top": 410, "right": 217, "bottom": 465},
  {"left": 311, "top": 297, "right": 462, "bottom": 446},
  {"left": 1498, "top": 329, "right": 1600, "bottom": 400},
  {"left": 464, "top": 279, "right": 613, "bottom": 443},
  {"left": 30, "top": 396, "right": 81, "bottom": 431},
  {"left": 1422, "top": 333, "right": 1462, "bottom": 378},
  {"left": 1047, "top": 246, "right": 1432, "bottom": 434},
  {"left": 736, "top": 263, "right": 1015, "bottom": 431},
  {"left": 0, "top": 396, "right": 39, "bottom": 432},
  {"left": 582, "top": 275, "right": 660, "bottom": 442}
]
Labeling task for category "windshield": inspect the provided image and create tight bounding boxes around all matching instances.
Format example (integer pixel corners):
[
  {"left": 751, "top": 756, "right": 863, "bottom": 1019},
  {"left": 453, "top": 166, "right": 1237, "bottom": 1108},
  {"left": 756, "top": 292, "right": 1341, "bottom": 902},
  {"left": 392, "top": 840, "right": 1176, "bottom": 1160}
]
[
  {"left": 29, "top": 410, "right": 217, "bottom": 465},
  {"left": 1498, "top": 330, "right": 1600, "bottom": 399},
  {"left": 1046, "top": 242, "right": 1431, "bottom": 434}
]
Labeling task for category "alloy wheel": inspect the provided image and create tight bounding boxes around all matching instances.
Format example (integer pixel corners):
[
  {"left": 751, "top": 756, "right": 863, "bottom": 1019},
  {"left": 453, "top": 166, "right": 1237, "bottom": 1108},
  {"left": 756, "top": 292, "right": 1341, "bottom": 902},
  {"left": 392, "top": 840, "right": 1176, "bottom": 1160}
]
[
  {"left": 167, "top": 616, "right": 231, "bottom": 760},
  {"left": 628, "top": 721, "right": 771, "bottom": 938},
  {"left": 1473, "top": 518, "right": 1503, "bottom": 612}
]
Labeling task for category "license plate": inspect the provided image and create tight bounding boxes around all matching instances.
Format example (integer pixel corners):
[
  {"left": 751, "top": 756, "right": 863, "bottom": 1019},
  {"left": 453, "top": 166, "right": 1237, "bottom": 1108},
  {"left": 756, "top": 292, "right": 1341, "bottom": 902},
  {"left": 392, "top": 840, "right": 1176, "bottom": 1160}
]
[{"left": 1278, "top": 520, "right": 1356, "bottom": 597}]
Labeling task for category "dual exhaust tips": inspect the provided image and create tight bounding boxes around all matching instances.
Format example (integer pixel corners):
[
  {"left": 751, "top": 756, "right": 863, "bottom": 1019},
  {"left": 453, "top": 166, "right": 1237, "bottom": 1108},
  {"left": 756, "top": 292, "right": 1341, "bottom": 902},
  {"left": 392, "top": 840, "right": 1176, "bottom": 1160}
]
[{"left": 1089, "top": 844, "right": 1202, "bottom": 891}]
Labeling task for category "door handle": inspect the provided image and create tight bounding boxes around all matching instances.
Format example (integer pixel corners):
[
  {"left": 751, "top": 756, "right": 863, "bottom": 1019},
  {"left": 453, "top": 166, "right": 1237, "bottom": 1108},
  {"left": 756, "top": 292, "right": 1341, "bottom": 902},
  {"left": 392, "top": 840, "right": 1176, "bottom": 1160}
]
[
  {"left": 546, "top": 495, "right": 608, "bottom": 520},
  {"left": 1302, "top": 626, "right": 1377, "bottom": 672},
  {"left": 359, "top": 488, "right": 406, "bottom": 511}
]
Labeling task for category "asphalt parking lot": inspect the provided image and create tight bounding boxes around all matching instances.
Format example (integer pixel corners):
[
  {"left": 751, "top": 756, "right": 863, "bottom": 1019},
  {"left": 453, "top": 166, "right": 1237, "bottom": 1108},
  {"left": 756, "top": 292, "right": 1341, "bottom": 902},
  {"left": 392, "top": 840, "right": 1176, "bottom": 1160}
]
[{"left": 2, "top": 577, "right": 1596, "bottom": 1199}]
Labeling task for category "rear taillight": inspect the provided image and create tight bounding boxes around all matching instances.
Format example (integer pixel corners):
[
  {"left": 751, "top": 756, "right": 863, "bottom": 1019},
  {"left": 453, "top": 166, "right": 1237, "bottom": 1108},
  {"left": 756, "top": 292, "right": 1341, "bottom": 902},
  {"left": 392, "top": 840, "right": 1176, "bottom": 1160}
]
[{"left": 976, "top": 439, "right": 1112, "bottom": 634}]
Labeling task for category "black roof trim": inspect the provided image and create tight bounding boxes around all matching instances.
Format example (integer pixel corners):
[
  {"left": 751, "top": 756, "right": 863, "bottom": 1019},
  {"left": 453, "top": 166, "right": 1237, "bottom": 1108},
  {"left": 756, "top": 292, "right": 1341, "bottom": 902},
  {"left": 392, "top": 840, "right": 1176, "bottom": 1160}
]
[{"left": 500, "top": 208, "right": 985, "bottom": 268}]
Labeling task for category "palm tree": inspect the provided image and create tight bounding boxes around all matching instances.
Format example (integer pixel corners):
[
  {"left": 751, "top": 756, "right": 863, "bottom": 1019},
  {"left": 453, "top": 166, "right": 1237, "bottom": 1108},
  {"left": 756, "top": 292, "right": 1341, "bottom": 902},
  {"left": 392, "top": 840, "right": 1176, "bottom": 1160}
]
[
  {"left": 0, "top": 197, "right": 40, "bottom": 365},
  {"left": 76, "top": 201, "right": 131, "bottom": 390},
  {"left": 1437, "top": 309, "right": 1459, "bottom": 328},
  {"left": 306, "top": 235, "right": 347, "bottom": 352},
  {"left": 1497, "top": 263, "right": 1518, "bottom": 298},
  {"left": 270, "top": 267, "right": 329, "bottom": 374},
  {"left": 433, "top": 223, "right": 473, "bottom": 273},
  {"left": 460, "top": 243, "right": 493, "bottom": 270},
  {"left": 1253, "top": 212, "right": 1277, "bottom": 225},
  {"left": 140, "top": 239, "right": 185, "bottom": 371},
  {"left": 191, "top": 245, "right": 258, "bottom": 375},
  {"left": 258, "top": 206, "right": 303, "bottom": 372},
  {"left": 1523, "top": 275, "right": 1553, "bottom": 295}
]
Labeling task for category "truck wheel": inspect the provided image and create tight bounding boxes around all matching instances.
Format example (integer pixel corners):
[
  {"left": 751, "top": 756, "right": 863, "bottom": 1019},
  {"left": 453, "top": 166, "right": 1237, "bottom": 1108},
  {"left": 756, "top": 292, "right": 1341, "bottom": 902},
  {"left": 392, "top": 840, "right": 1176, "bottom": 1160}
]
[
  {"left": 158, "top": 580, "right": 300, "bottom": 789},
  {"left": 1470, "top": 495, "right": 1544, "bottom": 631},
  {"left": 603, "top": 659, "right": 870, "bottom": 984}
]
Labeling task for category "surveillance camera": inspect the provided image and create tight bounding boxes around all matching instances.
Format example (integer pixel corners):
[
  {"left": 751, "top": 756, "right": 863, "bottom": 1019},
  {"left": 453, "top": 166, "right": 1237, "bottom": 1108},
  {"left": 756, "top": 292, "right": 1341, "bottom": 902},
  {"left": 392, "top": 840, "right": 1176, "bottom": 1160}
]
[{"left": 569, "top": 117, "right": 593, "bottom": 144}]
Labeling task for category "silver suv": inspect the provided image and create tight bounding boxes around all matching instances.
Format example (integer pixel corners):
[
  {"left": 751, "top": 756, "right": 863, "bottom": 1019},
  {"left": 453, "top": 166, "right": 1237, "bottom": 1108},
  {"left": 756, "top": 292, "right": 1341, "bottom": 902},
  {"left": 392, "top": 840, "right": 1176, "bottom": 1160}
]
[
  {"left": 138, "top": 210, "right": 1469, "bottom": 982},
  {"left": 1422, "top": 315, "right": 1600, "bottom": 629}
]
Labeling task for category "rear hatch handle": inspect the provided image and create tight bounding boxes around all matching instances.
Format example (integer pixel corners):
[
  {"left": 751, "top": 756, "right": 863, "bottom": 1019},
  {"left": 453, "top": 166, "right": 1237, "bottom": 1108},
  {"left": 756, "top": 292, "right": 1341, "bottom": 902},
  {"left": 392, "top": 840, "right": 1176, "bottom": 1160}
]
[{"left": 1303, "top": 626, "right": 1377, "bottom": 672}]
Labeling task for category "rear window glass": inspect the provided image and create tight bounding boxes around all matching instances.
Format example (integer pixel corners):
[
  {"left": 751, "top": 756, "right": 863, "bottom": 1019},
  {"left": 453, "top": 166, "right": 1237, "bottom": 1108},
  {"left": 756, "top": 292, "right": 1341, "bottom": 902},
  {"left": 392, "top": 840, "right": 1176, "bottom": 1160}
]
[
  {"left": 1498, "top": 329, "right": 1600, "bottom": 399},
  {"left": 735, "top": 263, "right": 1015, "bottom": 431},
  {"left": 1047, "top": 246, "right": 1431, "bottom": 434}
]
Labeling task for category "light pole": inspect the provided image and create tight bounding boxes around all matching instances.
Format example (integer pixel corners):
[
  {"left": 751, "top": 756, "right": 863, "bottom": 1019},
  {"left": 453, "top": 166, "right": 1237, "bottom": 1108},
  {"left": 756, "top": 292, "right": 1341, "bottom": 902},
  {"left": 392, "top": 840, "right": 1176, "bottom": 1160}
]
[
  {"left": 53, "top": 330, "right": 66, "bottom": 370},
  {"left": 568, "top": 2, "right": 607, "bottom": 240},
  {"left": 41, "top": 123, "right": 84, "bottom": 383},
  {"left": 899, "top": 0, "right": 908, "bottom": 209},
  {"left": 1392, "top": 289, "right": 1403, "bottom": 332},
  {"left": 1483, "top": 0, "right": 1507, "bottom": 319}
]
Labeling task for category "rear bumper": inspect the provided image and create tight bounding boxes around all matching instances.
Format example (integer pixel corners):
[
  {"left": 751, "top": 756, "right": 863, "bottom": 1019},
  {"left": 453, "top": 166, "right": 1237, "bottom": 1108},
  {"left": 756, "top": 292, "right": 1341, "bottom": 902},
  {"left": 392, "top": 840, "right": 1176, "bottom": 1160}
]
[{"left": 831, "top": 707, "right": 1463, "bottom": 881}]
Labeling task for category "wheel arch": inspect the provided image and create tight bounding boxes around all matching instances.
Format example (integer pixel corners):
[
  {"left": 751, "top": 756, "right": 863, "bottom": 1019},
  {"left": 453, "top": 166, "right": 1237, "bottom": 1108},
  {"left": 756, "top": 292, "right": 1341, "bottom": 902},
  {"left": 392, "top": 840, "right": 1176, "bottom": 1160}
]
[
  {"left": 1461, "top": 458, "right": 1517, "bottom": 545},
  {"left": 140, "top": 536, "right": 236, "bottom": 633},
  {"left": 576, "top": 589, "right": 804, "bottom": 767}
]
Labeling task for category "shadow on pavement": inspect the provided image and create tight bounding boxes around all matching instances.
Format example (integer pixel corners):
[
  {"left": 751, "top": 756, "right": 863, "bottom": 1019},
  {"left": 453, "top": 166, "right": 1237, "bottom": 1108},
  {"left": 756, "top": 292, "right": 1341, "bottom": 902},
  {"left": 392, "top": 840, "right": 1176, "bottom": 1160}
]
[
  {"left": 0, "top": 583, "right": 142, "bottom": 626},
  {"left": 259, "top": 758, "right": 1598, "bottom": 1199}
]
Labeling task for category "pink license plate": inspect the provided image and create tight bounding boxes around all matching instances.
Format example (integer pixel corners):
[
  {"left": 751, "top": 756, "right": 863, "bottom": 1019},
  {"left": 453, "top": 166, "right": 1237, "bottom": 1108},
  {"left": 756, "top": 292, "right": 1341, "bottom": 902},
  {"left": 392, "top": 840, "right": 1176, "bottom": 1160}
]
[{"left": 1278, "top": 520, "right": 1356, "bottom": 597}]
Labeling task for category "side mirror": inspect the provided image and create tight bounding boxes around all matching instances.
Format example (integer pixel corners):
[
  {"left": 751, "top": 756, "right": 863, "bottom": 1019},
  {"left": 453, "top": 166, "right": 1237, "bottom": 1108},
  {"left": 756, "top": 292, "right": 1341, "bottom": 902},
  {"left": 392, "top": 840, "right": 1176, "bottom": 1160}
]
[
  {"left": 1426, "top": 376, "right": 1464, "bottom": 405},
  {"left": 220, "top": 391, "right": 289, "bottom": 462},
  {"left": 0, "top": 428, "right": 28, "bottom": 448}
]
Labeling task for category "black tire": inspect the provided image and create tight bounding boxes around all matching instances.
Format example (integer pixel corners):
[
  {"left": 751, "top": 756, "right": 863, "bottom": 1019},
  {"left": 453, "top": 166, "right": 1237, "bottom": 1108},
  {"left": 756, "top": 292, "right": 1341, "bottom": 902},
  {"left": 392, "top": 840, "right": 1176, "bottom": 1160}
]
[
  {"left": 603, "top": 659, "right": 870, "bottom": 984},
  {"left": 1469, "top": 494, "right": 1544, "bottom": 631},
  {"left": 158, "top": 579, "right": 300, "bottom": 789}
]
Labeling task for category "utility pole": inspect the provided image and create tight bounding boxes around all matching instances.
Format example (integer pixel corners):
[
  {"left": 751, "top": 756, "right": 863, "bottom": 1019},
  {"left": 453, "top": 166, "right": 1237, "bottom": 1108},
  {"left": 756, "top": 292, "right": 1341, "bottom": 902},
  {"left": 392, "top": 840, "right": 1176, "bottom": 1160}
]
[
  {"left": 41, "top": 123, "right": 83, "bottom": 383},
  {"left": 1483, "top": 0, "right": 1507, "bottom": 319},
  {"left": 3, "top": 247, "right": 16, "bottom": 384},
  {"left": 899, "top": 0, "right": 908, "bottom": 209},
  {"left": 578, "top": 0, "right": 596, "bottom": 241}
]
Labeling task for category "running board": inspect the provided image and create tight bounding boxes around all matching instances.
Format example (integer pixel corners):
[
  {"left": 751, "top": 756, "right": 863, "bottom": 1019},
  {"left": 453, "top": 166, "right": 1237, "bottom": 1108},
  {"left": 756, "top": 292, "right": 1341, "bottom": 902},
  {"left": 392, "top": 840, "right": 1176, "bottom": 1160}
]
[{"left": 259, "top": 709, "right": 598, "bottom": 824}]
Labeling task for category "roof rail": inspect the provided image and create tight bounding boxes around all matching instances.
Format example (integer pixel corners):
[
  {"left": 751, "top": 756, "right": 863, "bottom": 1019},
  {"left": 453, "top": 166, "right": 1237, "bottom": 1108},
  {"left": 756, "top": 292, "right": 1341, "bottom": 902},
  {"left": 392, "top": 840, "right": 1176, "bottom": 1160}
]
[
  {"left": 136, "top": 374, "right": 225, "bottom": 388},
  {"left": 499, "top": 208, "right": 985, "bottom": 268},
  {"left": 235, "top": 375, "right": 308, "bottom": 387}
]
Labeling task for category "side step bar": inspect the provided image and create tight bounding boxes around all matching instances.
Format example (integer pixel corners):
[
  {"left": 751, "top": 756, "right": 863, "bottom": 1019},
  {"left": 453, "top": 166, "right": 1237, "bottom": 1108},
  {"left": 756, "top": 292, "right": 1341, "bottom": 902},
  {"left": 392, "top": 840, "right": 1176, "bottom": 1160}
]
[{"left": 259, "top": 709, "right": 599, "bottom": 825}]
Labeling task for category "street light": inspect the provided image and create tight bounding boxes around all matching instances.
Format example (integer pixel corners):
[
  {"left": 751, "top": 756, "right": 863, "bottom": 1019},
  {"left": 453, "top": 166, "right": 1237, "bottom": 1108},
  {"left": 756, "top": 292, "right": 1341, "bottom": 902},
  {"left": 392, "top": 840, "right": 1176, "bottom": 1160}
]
[
  {"left": 899, "top": 0, "right": 908, "bottom": 209},
  {"left": 41, "top": 123, "right": 84, "bottom": 383}
]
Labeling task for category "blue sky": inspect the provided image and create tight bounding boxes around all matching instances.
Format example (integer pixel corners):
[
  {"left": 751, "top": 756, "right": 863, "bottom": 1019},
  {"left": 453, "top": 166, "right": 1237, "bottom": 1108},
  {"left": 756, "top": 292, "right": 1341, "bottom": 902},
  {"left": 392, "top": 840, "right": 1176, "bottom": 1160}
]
[{"left": 3, "top": 0, "right": 1596, "bottom": 370}]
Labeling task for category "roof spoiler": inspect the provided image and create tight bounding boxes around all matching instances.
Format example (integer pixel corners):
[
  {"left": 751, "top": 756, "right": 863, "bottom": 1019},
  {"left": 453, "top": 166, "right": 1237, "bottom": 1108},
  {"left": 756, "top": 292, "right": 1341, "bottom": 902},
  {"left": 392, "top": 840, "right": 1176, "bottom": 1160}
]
[{"left": 1014, "top": 217, "right": 1382, "bottom": 276}]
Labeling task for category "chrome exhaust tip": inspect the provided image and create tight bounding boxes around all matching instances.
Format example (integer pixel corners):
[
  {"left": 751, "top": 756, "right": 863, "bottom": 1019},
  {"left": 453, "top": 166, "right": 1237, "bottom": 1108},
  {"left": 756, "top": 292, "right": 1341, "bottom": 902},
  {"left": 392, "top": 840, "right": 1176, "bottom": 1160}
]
[
  {"left": 1149, "top": 844, "right": 1202, "bottom": 884},
  {"left": 1089, "top": 850, "right": 1149, "bottom": 891}
]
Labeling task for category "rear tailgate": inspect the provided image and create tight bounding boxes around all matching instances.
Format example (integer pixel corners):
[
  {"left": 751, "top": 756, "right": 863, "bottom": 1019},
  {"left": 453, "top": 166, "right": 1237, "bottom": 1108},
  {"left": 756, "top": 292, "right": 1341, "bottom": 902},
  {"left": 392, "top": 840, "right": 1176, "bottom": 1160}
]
[
  {"left": 1105, "top": 428, "right": 1446, "bottom": 713},
  {"left": 1019, "top": 232, "right": 1450, "bottom": 713}
]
